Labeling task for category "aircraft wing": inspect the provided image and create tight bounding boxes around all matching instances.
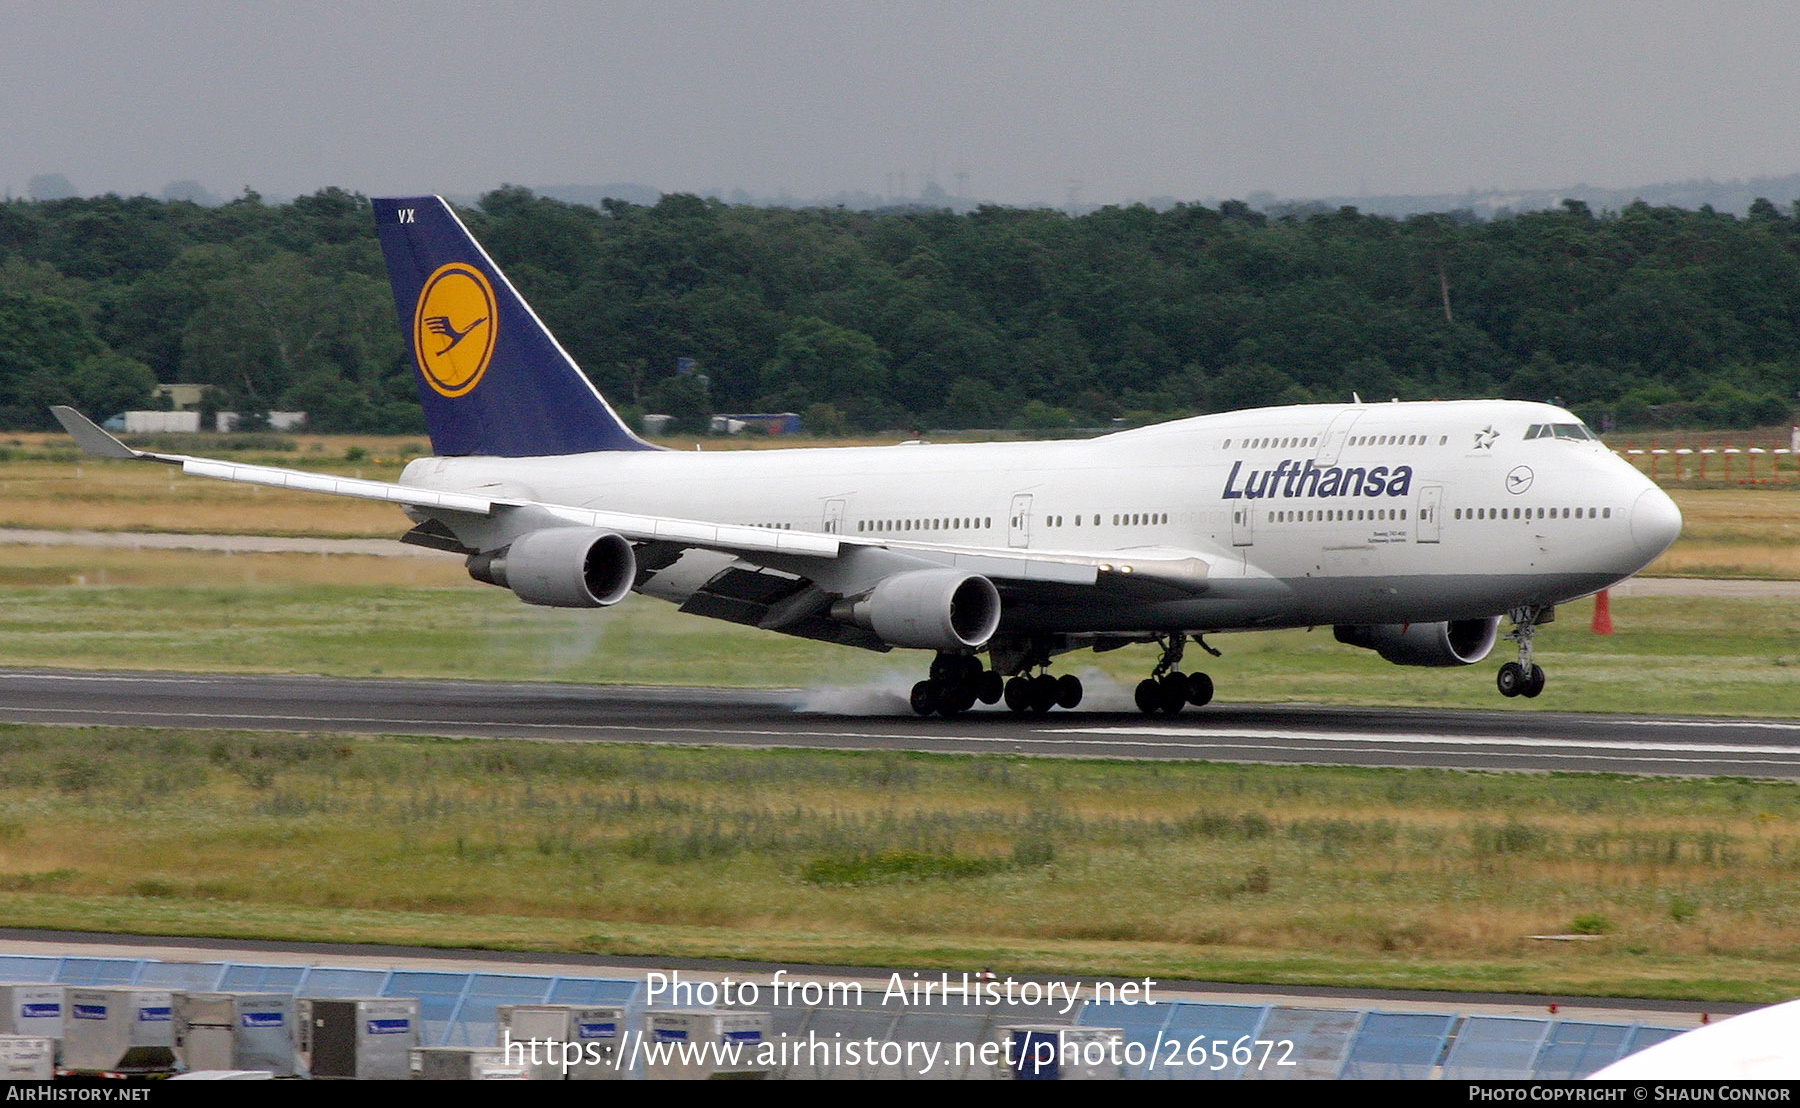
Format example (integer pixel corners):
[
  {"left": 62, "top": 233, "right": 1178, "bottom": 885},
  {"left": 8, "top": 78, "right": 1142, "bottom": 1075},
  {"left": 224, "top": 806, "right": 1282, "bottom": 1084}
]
[{"left": 51, "top": 407, "right": 1213, "bottom": 605}]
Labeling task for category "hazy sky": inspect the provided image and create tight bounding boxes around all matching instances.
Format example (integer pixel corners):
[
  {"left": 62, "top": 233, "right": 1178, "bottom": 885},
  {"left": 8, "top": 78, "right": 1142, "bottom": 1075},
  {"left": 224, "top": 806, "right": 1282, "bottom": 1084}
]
[{"left": 6, "top": 0, "right": 1800, "bottom": 206}]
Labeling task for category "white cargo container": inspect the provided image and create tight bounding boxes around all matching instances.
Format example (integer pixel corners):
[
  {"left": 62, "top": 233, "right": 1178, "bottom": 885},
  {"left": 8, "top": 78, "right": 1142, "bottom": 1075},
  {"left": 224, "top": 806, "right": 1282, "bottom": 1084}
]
[
  {"left": 62, "top": 987, "right": 177, "bottom": 1074},
  {"left": 174, "top": 992, "right": 298, "bottom": 1076},
  {"left": 643, "top": 1008, "right": 771, "bottom": 1081},
  {"left": 0, "top": 984, "right": 64, "bottom": 1040},
  {"left": 0, "top": 1035, "right": 55, "bottom": 1080},
  {"left": 300, "top": 997, "right": 419, "bottom": 1080},
  {"left": 410, "top": 1046, "right": 530, "bottom": 1080},
  {"left": 496, "top": 1004, "right": 626, "bottom": 1080}
]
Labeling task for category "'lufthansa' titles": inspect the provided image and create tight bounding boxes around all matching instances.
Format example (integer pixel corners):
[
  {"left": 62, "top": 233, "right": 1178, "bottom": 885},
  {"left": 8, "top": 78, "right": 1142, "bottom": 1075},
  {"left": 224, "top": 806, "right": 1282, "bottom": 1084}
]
[
  {"left": 413, "top": 263, "right": 498, "bottom": 398},
  {"left": 1222, "top": 458, "right": 1414, "bottom": 500}
]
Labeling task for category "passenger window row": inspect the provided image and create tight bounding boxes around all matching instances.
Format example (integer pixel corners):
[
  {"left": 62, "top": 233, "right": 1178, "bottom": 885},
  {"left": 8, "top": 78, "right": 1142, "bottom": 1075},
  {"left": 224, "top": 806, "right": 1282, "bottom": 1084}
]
[
  {"left": 1041, "top": 513, "right": 1171, "bottom": 527},
  {"left": 857, "top": 517, "right": 993, "bottom": 534},
  {"left": 857, "top": 511, "right": 1177, "bottom": 534},
  {"left": 1455, "top": 506, "right": 1612, "bottom": 520},
  {"left": 1268, "top": 508, "right": 1407, "bottom": 523},
  {"left": 1226, "top": 436, "right": 1320, "bottom": 449},
  {"left": 1223, "top": 433, "right": 1451, "bottom": 449}
]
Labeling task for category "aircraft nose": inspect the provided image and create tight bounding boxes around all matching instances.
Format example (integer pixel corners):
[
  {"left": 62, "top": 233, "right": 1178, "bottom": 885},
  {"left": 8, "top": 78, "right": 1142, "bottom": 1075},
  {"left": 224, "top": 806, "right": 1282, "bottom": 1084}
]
[{"left": 1630, "top": 486, "right": 1682, "bottom": 562}]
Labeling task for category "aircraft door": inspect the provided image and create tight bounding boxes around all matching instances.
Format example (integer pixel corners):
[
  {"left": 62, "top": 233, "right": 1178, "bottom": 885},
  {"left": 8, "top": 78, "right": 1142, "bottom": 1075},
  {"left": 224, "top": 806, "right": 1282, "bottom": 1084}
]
[
  {"left": 1416, "top": 486, "right": 1443, "bottom": 543},
  {"left": 823, "top": 499, "right": 846, "bottom": 534},
  {"left": 1231, "top": 503, "right": 1255, "bottom": 547},
  {"left": 1314, "top": 408, "right": 1365, "bottom": 467},
  {"left": 1008, "top": 494, "right": 1033, "bottom": 548}
]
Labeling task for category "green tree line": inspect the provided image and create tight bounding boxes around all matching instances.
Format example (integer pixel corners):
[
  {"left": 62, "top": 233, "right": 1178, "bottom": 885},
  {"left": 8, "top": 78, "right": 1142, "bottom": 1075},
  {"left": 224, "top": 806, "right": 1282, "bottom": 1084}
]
[{"left": 1, "top": 186, "right": 1798, "bottom": 434}]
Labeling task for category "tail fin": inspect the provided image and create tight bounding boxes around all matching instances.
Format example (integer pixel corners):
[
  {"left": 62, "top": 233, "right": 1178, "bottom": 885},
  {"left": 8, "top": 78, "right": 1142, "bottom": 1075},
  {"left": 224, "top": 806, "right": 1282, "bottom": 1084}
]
[{"left": 372, "top": 195, "right": 655, "bottom": 456}]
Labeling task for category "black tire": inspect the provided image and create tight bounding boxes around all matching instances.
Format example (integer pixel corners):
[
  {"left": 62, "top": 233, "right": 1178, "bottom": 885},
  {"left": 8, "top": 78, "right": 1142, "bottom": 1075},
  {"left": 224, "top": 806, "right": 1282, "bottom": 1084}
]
[
  {"left": 1187, "top": 671, "right": 1214, "bottom": 707},
  {"left": 1004, "top": 676, "right": 1032, "bottom": 713},
  {"left": 1055, "top": 673, "right": 1083, "bottom": 710},
  {"left": 1158, "top": 674, "right": 1187, "bottom": 715},
  {"left": 1029, "top": 674, "right": 1058, "bottom": 714},
  {"left": 1522, "top": 664, "right": 1546, "bottom": 698},
  {"left": 977, "top": 670, "right": 1004, "bottom": 704},
  {"left": 910, "top": 680, "right": 939, "bottom": 716},
  {"left": 1134, "top": 678, "right": 1160, "bottom": 715},
  {"left": 1497, "top": 662, "right": 1524, "bottom": 698},
  {"left": 939, "top": 682, "right": 977, "bottom": 717}
]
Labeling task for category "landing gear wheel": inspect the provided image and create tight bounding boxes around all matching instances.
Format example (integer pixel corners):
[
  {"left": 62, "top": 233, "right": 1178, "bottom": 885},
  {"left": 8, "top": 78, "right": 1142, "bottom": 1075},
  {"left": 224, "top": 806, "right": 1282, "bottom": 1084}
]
[
  {"left": 938, "top": 682, "right": 977, "bottom": 717},
  {"left": 1500, "top": 605, "right": 1551, "bottom": 701},
  {"left": 1029, "top": 674, "right": 1058, "bottom": 714},
  {"left": 1055, "top": 674, "right": 1084, "bottom": 710},
  {"left": 1134, "top": 678, "right": 1161, "bottom": 715},
  {"left": 977, "top": 670, "right": 1004, "bottom": 705},
  {"left": 1186, "top": 671, "right": 1214, "bottom": 707},
  {"left": 910, "top": 680, "right": 940, "bottom": 716},
  {"left": 1158, "top": 673, "right": 1188, "bottom": 715},
  {"left": 1497, "top": 662, "right": 1524, "bottom": 698},
  {"left": 1004, "top": 676, "right": 1033, "bottom": 713},
  {"left": 1522, "top": 664, "right": 1546, "bottom": 698}
]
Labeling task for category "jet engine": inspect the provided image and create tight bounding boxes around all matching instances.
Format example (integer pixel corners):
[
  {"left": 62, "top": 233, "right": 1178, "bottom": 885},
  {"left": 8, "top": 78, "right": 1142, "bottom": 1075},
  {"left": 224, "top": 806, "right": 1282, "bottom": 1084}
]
[
  {"left": 466, "top": 528, "right": 637, "bottom": 608},
  {"left": 1333, "top": 617, "right": 1501, "bottom": 667},
  {"left": 830, "top": 569, "right": 1002, "bottom": 650}
]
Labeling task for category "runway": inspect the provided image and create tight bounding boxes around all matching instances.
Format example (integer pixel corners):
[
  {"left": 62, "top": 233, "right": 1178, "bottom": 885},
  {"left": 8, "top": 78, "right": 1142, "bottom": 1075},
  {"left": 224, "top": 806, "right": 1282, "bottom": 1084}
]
[{"left": 2, "top": 667, "right": 1798, "bottom": 777}]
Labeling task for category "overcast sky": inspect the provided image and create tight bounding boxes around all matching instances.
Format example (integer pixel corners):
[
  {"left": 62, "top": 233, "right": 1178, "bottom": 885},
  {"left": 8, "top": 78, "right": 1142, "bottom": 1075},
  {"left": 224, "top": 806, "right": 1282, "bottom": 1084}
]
[{"left": 5, "top": 0, "right": 1799, "bottom": 207}]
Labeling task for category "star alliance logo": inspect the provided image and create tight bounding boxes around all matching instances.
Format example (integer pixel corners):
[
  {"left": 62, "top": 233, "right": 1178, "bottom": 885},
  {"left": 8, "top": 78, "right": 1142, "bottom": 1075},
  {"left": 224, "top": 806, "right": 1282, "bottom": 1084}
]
[{"left": 1473, "top": 425, "right": 1499, "bottom": 450}]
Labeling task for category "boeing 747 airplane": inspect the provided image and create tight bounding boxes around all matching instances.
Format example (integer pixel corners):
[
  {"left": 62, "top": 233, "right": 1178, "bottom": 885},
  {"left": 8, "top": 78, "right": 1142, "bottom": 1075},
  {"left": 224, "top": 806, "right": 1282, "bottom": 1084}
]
[{"left": 53, "top": 195, "right": 1682, "bottom": 717}]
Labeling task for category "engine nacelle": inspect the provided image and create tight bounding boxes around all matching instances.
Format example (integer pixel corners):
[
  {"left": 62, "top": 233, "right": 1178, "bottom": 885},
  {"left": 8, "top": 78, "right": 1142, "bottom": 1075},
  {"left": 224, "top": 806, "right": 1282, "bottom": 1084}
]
[
  {"left": 830, "top": 569, "right": 1002, "bottom": 650},
  {"left": 1333, "top": 617, "right": 1501, "bottom": 667},
  {"left": 466, "top": 528, "right": 637, "bottom": 608}
]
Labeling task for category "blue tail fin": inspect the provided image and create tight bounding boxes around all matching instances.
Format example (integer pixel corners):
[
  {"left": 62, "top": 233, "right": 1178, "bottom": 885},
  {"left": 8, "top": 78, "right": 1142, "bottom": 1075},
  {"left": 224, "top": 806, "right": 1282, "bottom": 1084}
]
[{"left": 373, "top": 195, "right": 655, "bottom": 456}]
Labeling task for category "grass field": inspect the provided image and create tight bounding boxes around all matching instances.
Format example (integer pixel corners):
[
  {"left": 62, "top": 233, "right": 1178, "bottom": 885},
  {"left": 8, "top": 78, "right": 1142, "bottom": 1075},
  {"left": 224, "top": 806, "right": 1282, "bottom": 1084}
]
[
  {"left": 1645, "top": 488, "right": 1800, "bottom": 578},
  {"left": 2, "top": 728, "right": 1800, "bottom": 1001}
]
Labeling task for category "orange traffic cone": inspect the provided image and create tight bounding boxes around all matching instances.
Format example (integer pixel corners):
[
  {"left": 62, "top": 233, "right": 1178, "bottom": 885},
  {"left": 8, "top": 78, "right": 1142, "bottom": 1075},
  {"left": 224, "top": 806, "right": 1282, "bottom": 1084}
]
[{"left": 1592, "top": 589, "right": 1614, "bottom": 635}]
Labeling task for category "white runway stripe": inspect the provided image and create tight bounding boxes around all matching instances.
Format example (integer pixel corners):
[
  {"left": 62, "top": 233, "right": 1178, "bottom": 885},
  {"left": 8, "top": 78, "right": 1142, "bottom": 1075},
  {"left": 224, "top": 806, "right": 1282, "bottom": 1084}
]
[{"left": 1048, "top": 725, "right": 1800, "bottom": 757}]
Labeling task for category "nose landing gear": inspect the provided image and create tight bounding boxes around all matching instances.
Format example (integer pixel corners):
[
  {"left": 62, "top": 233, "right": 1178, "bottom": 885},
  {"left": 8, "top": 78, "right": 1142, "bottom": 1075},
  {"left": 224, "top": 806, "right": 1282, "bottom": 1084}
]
[{"left": 1497, "top": 606, "right": 1549, "bottom": 698}]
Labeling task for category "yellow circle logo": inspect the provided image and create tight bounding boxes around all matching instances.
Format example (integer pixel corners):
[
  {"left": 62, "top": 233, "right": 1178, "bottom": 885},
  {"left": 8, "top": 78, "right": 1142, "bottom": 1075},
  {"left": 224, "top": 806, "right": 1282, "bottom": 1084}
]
[{"left": 413, "top": 263, "right": 498, "bottom": 397}]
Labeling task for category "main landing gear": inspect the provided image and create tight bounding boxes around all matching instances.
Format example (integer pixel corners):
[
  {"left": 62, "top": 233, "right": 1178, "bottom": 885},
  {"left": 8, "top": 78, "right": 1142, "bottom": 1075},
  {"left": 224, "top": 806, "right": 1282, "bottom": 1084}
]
[
  {"left": 909, "top": 651, "right": 1083, "bottom": 718},
  {"left": 1134, "top": 633, "right": 1217, "bottom": 716},
  {"left": 1496, "top": 606, "right": 1549, "bottom": 699}
]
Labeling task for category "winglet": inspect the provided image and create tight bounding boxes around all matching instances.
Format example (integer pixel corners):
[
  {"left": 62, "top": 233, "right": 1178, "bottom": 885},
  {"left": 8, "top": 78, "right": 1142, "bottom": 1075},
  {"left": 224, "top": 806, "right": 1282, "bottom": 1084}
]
[{"left": 50, "top": 407, "right": 148, "bottom": 460}]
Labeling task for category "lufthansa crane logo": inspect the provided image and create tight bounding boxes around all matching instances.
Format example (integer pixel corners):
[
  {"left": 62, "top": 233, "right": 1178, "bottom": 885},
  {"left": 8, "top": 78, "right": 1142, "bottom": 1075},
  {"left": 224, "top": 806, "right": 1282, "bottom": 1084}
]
[
  {"left": 1506, "top": 465, "right": 1534, "bottom": 494},
  {"left": 413, "top": 263, "right": 497, "bottom": 398}
]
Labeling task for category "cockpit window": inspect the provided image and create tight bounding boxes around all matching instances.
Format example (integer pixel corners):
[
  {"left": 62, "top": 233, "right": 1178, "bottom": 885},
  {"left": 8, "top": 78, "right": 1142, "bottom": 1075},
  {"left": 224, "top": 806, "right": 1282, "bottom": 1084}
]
[{"left": 1525, "top": 423, "right": 1597, "bottom": 441}]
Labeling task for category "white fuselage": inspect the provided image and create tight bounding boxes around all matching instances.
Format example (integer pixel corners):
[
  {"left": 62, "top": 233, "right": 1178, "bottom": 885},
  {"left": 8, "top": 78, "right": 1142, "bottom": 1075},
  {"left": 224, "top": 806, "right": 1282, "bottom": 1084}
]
[{"left": 400, "top": 400, "right": 1681, "bottom": 636}]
